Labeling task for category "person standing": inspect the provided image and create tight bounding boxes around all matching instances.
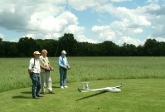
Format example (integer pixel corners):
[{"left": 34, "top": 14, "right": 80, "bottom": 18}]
[
  {"left": 39, "top": 49, "right": 55, "bottom": 94},
  {"left": 58, "top": 50, "right": 70, "bottom": 89},
  {"left": 28, "top": 51, "right": 43, "bottom": 99}
]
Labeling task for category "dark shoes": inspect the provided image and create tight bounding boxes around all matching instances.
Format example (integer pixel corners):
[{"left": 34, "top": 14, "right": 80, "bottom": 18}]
[
  {"left": 37, "top": 95, "right": 43, "bottom": 97},
  {"left": 33, "top": 96, "right": 40, "bottom": 99},
  {"left": 33, "top": 95, "right": 43, "bottom": 99},
  {"left": 49, "top": 91, "right": 55, "bottom": 94},
  {"left": 41, "top": 91, "right": 55, "bottom": 94},
  {"left": 41, "top": 92, "right": 45, "bottom": 95}
]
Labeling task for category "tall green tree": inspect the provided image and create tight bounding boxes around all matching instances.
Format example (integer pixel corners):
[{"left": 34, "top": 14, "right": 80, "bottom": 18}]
[
  {"left": 137, "top": 45, "right": 144, "bottom": 56},
  {"left": 58, "top": 33, "right": 77, "bottom": 56},
  {"left": 157, "top": 42, "right": 165, "bottom": 56},
  {"left": 120, "top": 43, "right": 137, "bottom": 56},
  {"left": 0, "top": 38, "right": 3, "bottom": 56},
  {"left": 99, "top": 41, "right": 119, "bottom": 56},
  {"left": 17, "top": 37, "right": 37, "bottom": 57},
  {"left": 1, "top": 41, "right": 18, "bottom": 57},
  {"left": 77, "top": 42, "right": 97, "bottom": 56},
  {"left": 143, "top": 39, "right": 158, "bottom": 56},
  {"left": 34, "top": 39, "right": 59, "bottom": 56}
]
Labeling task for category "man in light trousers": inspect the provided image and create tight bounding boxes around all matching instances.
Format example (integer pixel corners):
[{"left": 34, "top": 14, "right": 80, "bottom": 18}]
[{"left": 39, "top": 49, "right": 55, "bottom": 94}]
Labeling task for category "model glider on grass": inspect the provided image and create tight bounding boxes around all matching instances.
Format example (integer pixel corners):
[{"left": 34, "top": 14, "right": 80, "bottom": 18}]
[{"left": 78, "top": 83, "right": 122, "bottom": 93}]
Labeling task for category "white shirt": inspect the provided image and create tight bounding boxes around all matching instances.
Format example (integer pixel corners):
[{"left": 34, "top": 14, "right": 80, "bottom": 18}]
[{"left": 28, "top": 58, "right": 40, "bottom": 73}]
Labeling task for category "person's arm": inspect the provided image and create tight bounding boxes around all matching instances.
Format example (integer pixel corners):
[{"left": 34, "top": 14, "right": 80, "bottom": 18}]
[
  {"left": 28, "top": 59, "right": 33, "bottom": 75},
  {"left": 63, "top": 57, "right": 70, "bottom": 69},
  {"left": 47, "top": 57, "right": 53, "bottom": 69},
  {"left": 48, "top": 63, "right": 53, "bottom": 69},
  {"left": 40, "top": 64, "right": 49, "bottom": 70},
  {"left": 66, "top": 58, "right": 70, "bottom": 69},
  {"left": 28, "top": 69, "right": 31, "bottom": 75},
  {"left": 58, "top": 56, "right": 64, "bottom": 67}
]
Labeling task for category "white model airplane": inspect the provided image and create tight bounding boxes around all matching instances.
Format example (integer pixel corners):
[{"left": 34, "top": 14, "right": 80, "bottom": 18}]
[{"left": 78, "top": 83, "right": 122, "bottom": 93}]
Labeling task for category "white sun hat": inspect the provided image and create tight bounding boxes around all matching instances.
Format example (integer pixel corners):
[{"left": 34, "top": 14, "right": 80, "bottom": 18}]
[{"left": 61, "top": 50, "right": 67, "bottom": 54}]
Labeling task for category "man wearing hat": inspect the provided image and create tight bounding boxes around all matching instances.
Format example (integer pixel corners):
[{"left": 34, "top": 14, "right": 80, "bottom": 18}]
[
  {"left": 28, "top": 51, "right": 43, "bottom": 99},
  {"left": 58, "top": 50, "right": 70, "bottom": 89}
]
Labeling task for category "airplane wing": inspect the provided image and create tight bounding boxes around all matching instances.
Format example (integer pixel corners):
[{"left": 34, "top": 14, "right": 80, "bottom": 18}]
[
  {"left": 78, "top": 87, "right": 109, "bottom": 92},
  {"left": 115, "top": 83, "right": 122, "bottom": 88},
  {"left": 78, "top": 83, "right": 122, "bottom": 93}
]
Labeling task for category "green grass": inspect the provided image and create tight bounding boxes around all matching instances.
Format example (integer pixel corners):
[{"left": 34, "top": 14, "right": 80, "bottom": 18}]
[
  {"left": 1, "top": 57, "right": 165, "bottom": 92},
  {"left": 0, "top": 79, "right": 165, "bottom": 112},
  {"left": 1, "top": 57, "right": 165, "bottom": 111}
]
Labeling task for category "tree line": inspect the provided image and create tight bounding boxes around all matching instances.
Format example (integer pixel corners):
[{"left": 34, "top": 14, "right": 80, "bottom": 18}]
[{"left": 0, "top": 33, "right": 165, "bottom": 57}]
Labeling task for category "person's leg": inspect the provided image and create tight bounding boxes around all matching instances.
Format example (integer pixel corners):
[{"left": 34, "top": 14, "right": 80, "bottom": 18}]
[
  {"left": 63, "top": 70, "right": 67, "bottom": 86},
  {"left": 59, "top": 67, "right": 64, "bottom": 87},
  {"left": 46, "top": 72, "right": 52, "bottom": 91},
  {"left": 40, "top": 72, "right": 46, "bottom": 93},
  {"left": 36, "top": 75, "right": 41, "bottom": 96},
  {"left": 31, "top": 80, "right": 36, "bottom": 98},
  {"left": 30, "top": 73, "right": 38, "bottom": 98}
]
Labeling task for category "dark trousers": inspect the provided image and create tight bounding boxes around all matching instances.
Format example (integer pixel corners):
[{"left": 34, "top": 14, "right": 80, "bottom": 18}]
[{"left": 30, "top": 73, "right": 41, "bottom": 98}]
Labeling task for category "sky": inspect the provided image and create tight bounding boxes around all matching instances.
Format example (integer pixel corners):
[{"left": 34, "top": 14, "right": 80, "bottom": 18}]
[{"left": 0, "top": 0, "right": 165, "bottom": 46}]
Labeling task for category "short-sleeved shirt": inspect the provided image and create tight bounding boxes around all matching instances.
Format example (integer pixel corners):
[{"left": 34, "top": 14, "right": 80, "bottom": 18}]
[
  {"left": 39, "top": 55, "right": 49, "bottom": 72},
  {"left": 28, "top": 58, "right": 40, "bottom": 73}
]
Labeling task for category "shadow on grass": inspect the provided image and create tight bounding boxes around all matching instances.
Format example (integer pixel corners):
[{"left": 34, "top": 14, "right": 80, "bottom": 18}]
[
  {"left": 52, "top": 86, "right": 60, "bottom": 88},
  {"left": 12, "top": 91, "right": 32, "bottom": 99},
  {"left": 12, "top": 95, "right": 31, "bottom": 99},
  {"left": 76, "top": 91, "right": 107, "bottom": 101},
  {"left": 21, "top": 91, "right": 31, "bottom": 94}
]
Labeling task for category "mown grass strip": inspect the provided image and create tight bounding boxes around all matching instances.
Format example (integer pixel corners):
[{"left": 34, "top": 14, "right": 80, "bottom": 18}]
[{"left": 0, "top": 79, "right": 165, "bottom": 112}]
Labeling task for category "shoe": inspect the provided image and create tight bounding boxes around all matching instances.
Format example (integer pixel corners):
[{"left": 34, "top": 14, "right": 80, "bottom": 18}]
[
  {"left": 49, "top": 91, "right": 55, "bottom": 94},
  {"left": 64, "top": 86, "right": 68, "bottom": 88},
  {"left": 60, "top": 86, "right": 64, "bottom": 89},
  {"left": 41, "top": 92, "right": 45, "bottom": 95},
  {"left": 37, "top": 95, "right": 43, "bottom": 97},
  {"left": 33, "top": 96, "right": 40, "bottom": 99}
]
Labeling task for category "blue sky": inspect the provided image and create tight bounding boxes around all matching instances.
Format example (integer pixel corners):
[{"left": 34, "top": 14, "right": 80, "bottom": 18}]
[{"left": 0, "top": 0, "right": 165, "bottom": 46}]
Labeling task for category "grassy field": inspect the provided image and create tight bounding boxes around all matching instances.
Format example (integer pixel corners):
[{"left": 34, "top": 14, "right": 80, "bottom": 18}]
[
  {"left": 0, "top": 57, "right": 165, "bottom": 92},
  {"left": 0, "top": 79, "right": 165, "bottom": 112},
  {"left": 1, "top": 57, "right": 165, "bottom": 112}
]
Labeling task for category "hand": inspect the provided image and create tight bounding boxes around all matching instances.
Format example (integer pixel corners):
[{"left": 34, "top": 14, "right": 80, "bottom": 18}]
[
  {"left": 50, "top": 66, "right": 53, "bottom": 69},
  {"left": 45, "top": 67, "right": 50, "bottom": 70},
  {"left": 63, "top": 66, "right": 68, "bottom": 69}
]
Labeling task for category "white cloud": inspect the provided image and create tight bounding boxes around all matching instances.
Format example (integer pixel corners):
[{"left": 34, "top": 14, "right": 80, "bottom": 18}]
[
  {"left": 110, "top": 0, "right": 132, "bottom": 2},
  {"left": 29, "top": 11, "right": 80, "bottom": 33},
  {"left": 25, "top": 34, "right": 35, "bottom": 39},
  {"left": 95, "top": 3, "right": 151, "bottom": 27},
  {"left": 0, "top": 0, "right": 165, "bottom": 47},
  {"left": 0, "top": 33, "right": 4, "bottom": 40},
  {"left": 76, "top": 35, "right": 97, "bottom": 43},
  {"left": 68, "top": 0, "right": 107, "bottom": 10},
  {"left": 142, "top": 4, "right": 165, "bottom": 38},
  {"left": 0, "top": 0, "right": 93, "bottom": 42},
  {"left": 91, "top": 25, "right": 116, "bottom": 42},
  {"left": 146, "top": 0, "right": 159, "bottom": 3},
  {"left": 93, "top": 2, "right": 165, "bottom": 45},
  {"left": 0, "top": 0, "right": 66, "bottom": 31},
  {"left": 118, "top": 36, "right": 144, "bottom": 46},
  {"left": 147, "top": 35, "right": 165, "bottom": 42}
]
